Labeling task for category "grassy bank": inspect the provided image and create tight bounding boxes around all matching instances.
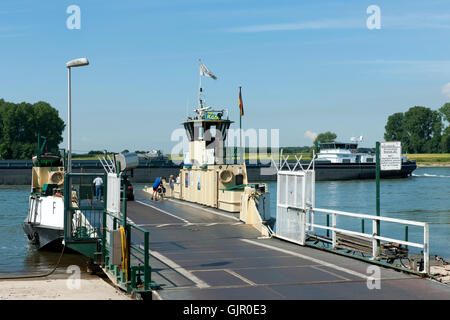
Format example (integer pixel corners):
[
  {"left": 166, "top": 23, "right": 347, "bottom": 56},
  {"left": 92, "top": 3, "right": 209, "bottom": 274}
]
[
  {"left": 406, "top": 154, "right": 450, "bottom": 167},
  {"left": 406, "top": 153, "right": 450, "bottom": 163}
]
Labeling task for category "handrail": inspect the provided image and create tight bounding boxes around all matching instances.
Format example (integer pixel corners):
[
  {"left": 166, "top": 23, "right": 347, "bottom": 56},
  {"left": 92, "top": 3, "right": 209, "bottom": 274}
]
[
  {"left": 309, "top": 207, "right": 429, "bottom": 274},
  {"left": 312, "top": 207, "right": 427, "bottom": 227},
  {"left": 62, "top": 172, "right": 154, "bottom": 295},
  {"left": 103, "top": 209, "right": 152, "bottom": 291},
  {"left": 307, "top": 223, "right": 424, "bottom": 249}
]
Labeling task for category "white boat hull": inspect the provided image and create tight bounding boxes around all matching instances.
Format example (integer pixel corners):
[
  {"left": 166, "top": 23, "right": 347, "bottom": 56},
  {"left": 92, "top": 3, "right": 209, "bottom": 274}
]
[{"left": 23, "top": 195, "right": 64, "bottom": 249}]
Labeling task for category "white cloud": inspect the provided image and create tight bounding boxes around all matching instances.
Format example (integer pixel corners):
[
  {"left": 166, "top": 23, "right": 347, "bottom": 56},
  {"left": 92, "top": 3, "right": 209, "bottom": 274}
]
[
  {"left": 304, "top": 130, "right": 318, "bottom": 141},
  {"left": 224, "top": 13, "right": 450, "bottom": 34},
  {"left": 442, "top": 83, "right": 450, "bottom": 99},
  {"left": 225, "top": 18, "right": 361, "bottom": 33}
]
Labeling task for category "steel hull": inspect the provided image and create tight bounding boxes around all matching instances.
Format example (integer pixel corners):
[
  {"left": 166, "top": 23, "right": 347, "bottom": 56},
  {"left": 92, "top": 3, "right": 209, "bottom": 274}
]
[{"left": 313, "top": 161, "right": 417, "bottom": 181}]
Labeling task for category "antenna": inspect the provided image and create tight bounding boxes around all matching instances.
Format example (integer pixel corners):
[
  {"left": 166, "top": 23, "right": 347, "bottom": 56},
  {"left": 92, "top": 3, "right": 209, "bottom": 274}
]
[
  {"left": 198, "top": 59, "right": 202, "bottom": 109},
  {"left": 186, "top": 98, "right": 189, "bottom": 119}
]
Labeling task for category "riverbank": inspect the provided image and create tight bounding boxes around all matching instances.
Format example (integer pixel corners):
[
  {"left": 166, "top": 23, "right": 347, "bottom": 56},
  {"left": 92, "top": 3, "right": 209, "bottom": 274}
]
[
  {"left": 431, "top": 265, "right": 450, "bottom": 284},
  {"left": 0, "top": 274, "right": 129, "bottom": 300},
  {"left": 407, "top": 153, "right": 450, "bottom": 166},
  {"left": 416, "top": 162, "right": 450, "bottom": 167}
]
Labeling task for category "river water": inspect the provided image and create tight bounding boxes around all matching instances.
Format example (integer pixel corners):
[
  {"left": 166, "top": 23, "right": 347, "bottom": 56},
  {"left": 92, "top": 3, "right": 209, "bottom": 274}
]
[{"left": 0, "top": 167, "right": 448, "bottom": 275}]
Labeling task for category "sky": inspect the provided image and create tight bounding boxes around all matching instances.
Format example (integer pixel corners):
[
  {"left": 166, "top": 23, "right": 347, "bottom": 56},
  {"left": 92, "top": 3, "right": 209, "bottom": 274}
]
[{"left": 1, "top": 0, "right": 450, "bottom": 154}]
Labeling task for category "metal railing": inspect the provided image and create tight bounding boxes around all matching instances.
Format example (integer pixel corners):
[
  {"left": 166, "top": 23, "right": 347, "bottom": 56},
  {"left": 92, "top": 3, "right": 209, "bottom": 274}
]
[
  {"left": 63, "top": 172, "right": 156, "bottom": 295},
  {"left": 103, "top": 211, "right": 153, "bottom": 292},
  {"left": 64, "top": 173, "right": 106, "bottom": 242},
  {"left": 273, "top": 155, "right": 430, "bottom": 275},
  {"left": 128, "top": 223, "right": 152, "bottom": 292},
  {"left": 302, "top": 207, "right": 429, "bottom": 274}
]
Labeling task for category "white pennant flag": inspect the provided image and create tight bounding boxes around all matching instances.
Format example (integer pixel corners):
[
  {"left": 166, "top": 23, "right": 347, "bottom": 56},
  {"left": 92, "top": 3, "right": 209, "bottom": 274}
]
[{"left": 199, "top": 60, "right": 217, "bottom": 80}]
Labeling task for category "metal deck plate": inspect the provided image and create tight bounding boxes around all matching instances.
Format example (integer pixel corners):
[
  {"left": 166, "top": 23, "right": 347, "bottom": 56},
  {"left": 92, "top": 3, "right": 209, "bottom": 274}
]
[{"left": 126, "top": 194, "right": 450, "bottom": 300}]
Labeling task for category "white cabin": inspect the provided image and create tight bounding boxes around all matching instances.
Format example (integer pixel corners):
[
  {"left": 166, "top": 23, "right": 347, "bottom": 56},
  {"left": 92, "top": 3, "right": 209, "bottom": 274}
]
[{"left": 316, "top": 142, "right": 407, "bottom": 164}]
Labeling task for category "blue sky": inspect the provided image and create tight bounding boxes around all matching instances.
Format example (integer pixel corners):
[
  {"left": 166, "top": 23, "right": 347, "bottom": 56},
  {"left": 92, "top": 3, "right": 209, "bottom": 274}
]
[{"left": 1, "top": 0, "right": 450, "bottom": 154}]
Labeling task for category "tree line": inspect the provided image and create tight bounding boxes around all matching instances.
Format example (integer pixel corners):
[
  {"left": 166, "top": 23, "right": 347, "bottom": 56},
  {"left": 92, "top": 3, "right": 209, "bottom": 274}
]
[
  {"left": 2, "top": 98, "right": 448, "bottom": 160},
  {"left": 384, "top": 104, "right": 450, "bottom": 153},
  {"left": 71, "top": 150, "right": 151, "bottom": 158},
  {"left": 0, "top": 99, "right": 65, "bottom": 160},
  {"left": 310, "top": 104, "right": 450, "bottom": 154}
]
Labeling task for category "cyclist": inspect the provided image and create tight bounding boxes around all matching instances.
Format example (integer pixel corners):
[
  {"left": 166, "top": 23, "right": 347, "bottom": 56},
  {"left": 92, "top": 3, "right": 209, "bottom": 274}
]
[{"left": 151, "top": 176, "right": 162, "bottom": 201}]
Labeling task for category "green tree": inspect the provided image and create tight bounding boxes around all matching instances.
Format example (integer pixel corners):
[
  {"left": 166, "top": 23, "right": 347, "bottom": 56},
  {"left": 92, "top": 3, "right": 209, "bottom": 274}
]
[
  {"left": 402, "top": 106, "right": 442, "bottom": 153},
  {"left": 313, "top": 131, "right": 337, "bottom": 154},
  {"left": 441, "top": 126, "right": 450, "bottom": 153},
  {"left": 440, "top": 102, "right": 450, "bottom": 123},
  {"left": 384, "top": 112, "right": 405, "bottom": 143},
  {"left": 33, "top": 101, "right": 65, "bottom": 152},
  {"left": 0, "top": 99, "right": 65, "bottom": 159},
  {"left": 0, "top": 99, "right": 3, "bottom": 157},
  {"left": 440, "top": 103, "right": 450, "bottom": 153},
  {"left": 88, "top": 150, "right": 105, "bottom": 155}
]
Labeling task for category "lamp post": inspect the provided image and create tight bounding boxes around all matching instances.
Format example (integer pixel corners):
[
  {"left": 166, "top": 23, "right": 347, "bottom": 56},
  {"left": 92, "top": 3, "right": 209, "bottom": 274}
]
[{"left": 66, "top": 58, "right": 89, "bottom": 173}]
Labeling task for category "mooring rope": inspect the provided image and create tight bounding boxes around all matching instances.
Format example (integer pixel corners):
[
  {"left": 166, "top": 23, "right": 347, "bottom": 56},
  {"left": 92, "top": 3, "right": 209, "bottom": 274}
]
[{"left": 0, "top": 245, "right": 65, "bottom": 280}]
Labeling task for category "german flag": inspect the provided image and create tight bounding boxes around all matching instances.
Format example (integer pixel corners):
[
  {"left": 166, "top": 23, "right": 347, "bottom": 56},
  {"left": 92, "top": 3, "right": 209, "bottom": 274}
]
[{"left": 239, "top": 86, "right": 244, "bottom": 117}]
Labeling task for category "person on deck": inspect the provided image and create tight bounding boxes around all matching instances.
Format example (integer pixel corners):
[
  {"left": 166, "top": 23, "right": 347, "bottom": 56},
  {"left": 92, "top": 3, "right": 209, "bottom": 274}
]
[
  {"left": 169, "top": 175, "right": 175, "bottom": 198},
  {"left": 93, "top": 176, "right": 104, "bottom": 201},
  {"left": 152, "top": 176, "right": 162, "bottom": 201}
]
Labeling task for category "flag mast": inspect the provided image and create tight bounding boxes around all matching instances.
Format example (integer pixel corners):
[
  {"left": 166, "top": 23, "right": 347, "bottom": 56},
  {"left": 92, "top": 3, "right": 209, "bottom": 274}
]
[
  {"left": 198, "top": 59, "right": 203, "bottom": 108},
  {"left": 239, "top": 86, "right": 244, "bottom": 165},
  {"left": 198, "top": 59, "right": 217, "bottom": 108}
]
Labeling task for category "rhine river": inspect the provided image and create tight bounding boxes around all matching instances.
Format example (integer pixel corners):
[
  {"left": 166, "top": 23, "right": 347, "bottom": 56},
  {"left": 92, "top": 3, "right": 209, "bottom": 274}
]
[{"left": 0, "top": 167, "right": 448, "bottom": 275}]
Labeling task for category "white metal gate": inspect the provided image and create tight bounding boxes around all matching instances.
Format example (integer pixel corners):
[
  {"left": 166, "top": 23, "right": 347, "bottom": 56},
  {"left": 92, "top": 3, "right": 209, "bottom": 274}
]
[
  {"left": 275, "top": 156, "right": 315, "bottom": 245},
  {"left": 106, "top": 173, "right": 120, "bottom": 245}
]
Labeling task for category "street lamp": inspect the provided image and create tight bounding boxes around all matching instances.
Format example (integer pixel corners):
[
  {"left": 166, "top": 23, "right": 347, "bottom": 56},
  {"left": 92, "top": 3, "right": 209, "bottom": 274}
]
[{"left": 66, "top": 58, "right": 89, "bottom": 173}]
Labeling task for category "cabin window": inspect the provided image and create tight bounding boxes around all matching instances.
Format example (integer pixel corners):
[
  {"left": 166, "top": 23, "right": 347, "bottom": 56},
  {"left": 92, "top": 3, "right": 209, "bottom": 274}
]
[
  {"left": 218, "top": 122, "right": 230, "bottom": 141},
  {"left": 205, "top": 125, "right": 216, "bottom": 139},
  {"left": 235, "top": 174, "right": 244, "bottom": 185},
  {"left": 321, "top": 143, "right": 335, "bottom": 149},
  {"left": 205, "top": 125, "right": 216, "bottom": 147},
  {"left": 342, "top": 159, "right": 351, "bottom": 163},
  {"left": 184, "top": 123, "right": 194, "bottom": 141},
  {"left": 366, "top": 158, "right": 373, "bottom": 163}
]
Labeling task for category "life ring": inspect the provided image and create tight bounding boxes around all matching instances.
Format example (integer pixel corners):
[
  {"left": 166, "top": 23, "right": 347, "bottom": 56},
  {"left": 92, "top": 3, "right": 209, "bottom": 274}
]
[
  {"left": 219, "top": 169, "right": 233, "bottom": 183},
  {"left": 50, "top": 171, "right": 64, "bottom": 186}
]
